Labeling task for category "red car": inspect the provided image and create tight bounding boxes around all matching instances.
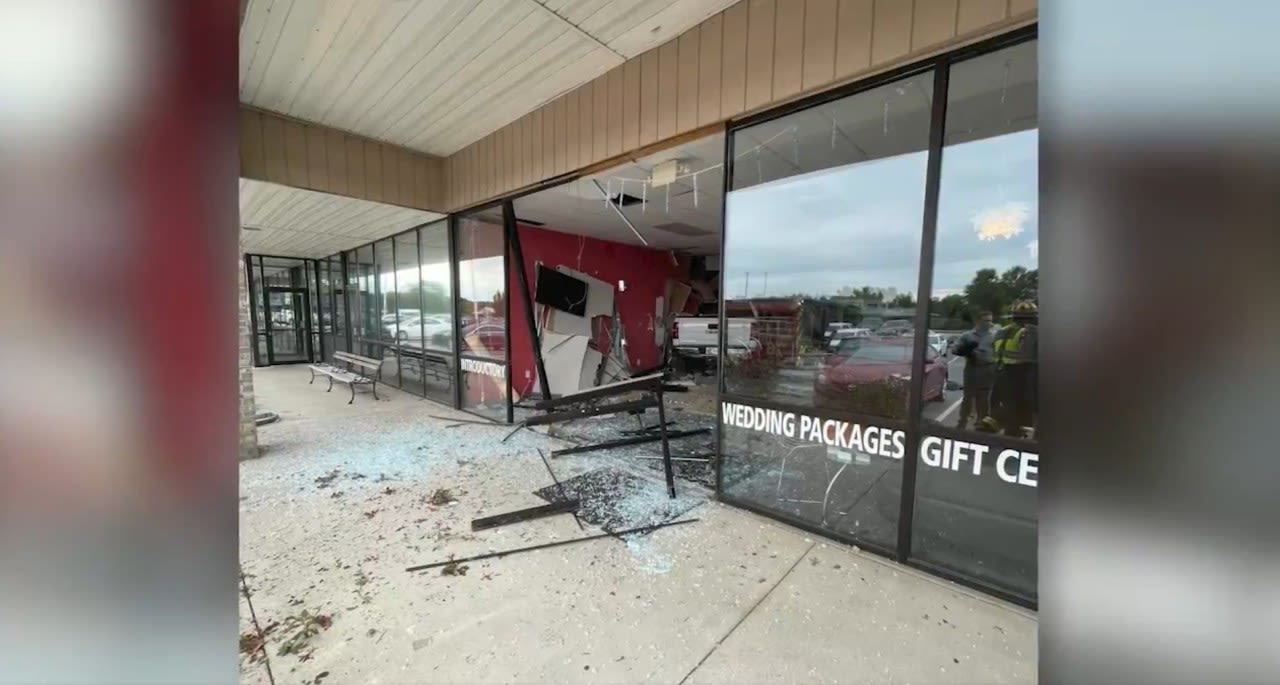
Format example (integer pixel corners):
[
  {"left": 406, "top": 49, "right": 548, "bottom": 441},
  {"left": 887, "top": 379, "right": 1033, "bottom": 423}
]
[
  {"left": 814, "top": 337, "right": 948, "bottom": 407},
  {"left": 459, "top": 320, "right": 506, "bottom": 357},
  {"left": 427, "top": 319, "right": 506, "bottom": 356}
]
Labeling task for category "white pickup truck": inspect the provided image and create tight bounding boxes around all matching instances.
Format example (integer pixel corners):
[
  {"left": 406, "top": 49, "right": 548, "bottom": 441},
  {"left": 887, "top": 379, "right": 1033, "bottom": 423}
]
[{"left": 671, "top": 316, "right": 760, "bottom": 368}]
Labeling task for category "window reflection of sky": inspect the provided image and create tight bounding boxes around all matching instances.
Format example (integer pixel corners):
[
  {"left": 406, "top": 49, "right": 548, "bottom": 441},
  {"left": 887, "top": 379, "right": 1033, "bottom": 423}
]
[{"left": 725, "top": 129, "right": 1037, "bottom": 298}]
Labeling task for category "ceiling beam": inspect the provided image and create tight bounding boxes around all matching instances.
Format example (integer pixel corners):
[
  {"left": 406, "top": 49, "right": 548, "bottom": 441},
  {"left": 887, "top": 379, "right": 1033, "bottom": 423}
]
[{"left": 240, "top": 104, "right": 448, "bottom": 213}]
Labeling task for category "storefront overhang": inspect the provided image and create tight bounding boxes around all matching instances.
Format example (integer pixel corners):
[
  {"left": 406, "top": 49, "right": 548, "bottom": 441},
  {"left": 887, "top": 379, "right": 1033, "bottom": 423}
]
[
  {"left": 239, "top": 105, "right": 449, "bottom": 213},
  {"left": 240, "top": 179, "right": 444, "bottom": 259},
  {"left": 239, "top": 0, "right": 740, "bottom": 157}
]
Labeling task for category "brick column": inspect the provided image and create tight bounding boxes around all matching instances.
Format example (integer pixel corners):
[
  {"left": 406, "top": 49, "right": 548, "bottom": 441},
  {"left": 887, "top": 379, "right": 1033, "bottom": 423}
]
[{"left": 239, "top": 253, "right": 260, "bottom": 460}]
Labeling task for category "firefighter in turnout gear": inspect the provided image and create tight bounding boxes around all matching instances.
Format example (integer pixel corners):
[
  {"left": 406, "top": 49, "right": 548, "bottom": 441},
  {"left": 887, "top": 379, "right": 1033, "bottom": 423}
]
[{"left": 977, "top": 300, "right": 1038, "bottom": 437}]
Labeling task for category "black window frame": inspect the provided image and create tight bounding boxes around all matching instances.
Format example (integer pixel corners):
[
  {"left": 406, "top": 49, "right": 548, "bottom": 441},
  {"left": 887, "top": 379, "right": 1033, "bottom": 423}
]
[{"left": 715, "top": 25, "right": 1039, "bottom": 609}]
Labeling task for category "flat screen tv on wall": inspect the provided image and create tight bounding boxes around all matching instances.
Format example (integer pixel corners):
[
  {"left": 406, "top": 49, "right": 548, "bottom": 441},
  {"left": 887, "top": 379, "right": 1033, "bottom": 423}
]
[{"left": 534, "top": 265, "right": 588, "bottom": 317}]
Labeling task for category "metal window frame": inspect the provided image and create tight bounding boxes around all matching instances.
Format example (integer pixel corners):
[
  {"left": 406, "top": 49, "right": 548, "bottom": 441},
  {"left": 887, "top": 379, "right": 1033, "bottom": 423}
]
[
  {"left": 291, "top": 21, "right": 1039, "bottom": 607},
  {"left": 452, "top": 203, "right": 512, "bottom": 423},
  {"left": 716, "top": 25, "right": 1039, "bottom": 609},
  {"left": 245, "top": 253, "right": 321, "bottom": 366},
  {"left": 244, "top": 254, "right": 262, "bottom": 367}
]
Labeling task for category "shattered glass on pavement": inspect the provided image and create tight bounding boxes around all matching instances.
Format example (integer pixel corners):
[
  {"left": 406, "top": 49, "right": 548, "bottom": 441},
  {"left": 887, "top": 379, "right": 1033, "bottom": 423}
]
[
  {"left": 533, "top": 466, "right": 702, "bottom": 534},
  {"left": 541, "top": 409, "right": 718, "bottom": 489}
]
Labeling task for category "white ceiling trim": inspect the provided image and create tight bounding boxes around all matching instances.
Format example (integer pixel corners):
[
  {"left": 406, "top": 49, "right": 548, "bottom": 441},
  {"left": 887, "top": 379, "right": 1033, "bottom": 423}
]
[
  {"left": 240, "top": 0, "right": 738, "bottom": 157},
  {"left": 240, "top": 179, "right": 445, "bottom": 259}
]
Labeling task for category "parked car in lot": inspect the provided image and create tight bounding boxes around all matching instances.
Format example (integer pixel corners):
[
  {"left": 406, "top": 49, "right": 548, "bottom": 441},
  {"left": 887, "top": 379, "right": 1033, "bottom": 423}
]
[
  {"left": 904, "top": 329, "right": 949, "bottom": 357},
  {"left": 814, "top": 337, "right": 948, "bottom": 407},
  {"left": 463, "top": 321, "right": 506, "bottom": 356},
  {"left": 395, "top": 315, "right": 452, "bottom": 346},
  {"left": 827, "top": 327, "right": 873, "bottom": 351},
  {"left": 823, "top": 322, "right": 854, "bottom": 342},
  {"left": 434, "top": 319, "right": 505, "bottom": 357},
  {"left": 875, "top": 319, "right": 914, "bottom": 336}
]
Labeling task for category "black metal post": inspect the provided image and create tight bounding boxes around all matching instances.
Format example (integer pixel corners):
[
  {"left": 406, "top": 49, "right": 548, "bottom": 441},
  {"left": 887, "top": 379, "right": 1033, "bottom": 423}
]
[
  {"left": 503, "top": 200, "right": 552, "bottom": 404},
  {"left": 340, "top": 251, "right": 352, "bottom": 354},
  {"left": 313, "top": 259, "right": 325, "bottom": 363},
  {"left": 898, "top": 60, "right": 952, "bottom": 562},
  {"left": 244, "top": 254, "right": 262, "bottom": 367},
  {"left": 502, "top": 204, "right": 514, "bottom": 424},
  {"left": 389, "top": 235, "right": 400, "bottom": 389},
  {"left": 449, "top": 215, "right": 464, "bottom": 410},
  {"left": 656, "top": 388, "right": 676, "bottom": 498},
  {"left": 259, "top": 257, "right": 276, "bottom": 364},
  {"left": 715, "top": 125, "right": 733, "bottom": 497}
]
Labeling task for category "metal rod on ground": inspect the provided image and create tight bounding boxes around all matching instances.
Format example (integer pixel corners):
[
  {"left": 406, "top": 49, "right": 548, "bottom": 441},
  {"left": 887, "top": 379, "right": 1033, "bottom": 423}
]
[
  {"left": 471, "top": 500, "right": 580, "bottom": 531},
  {"left": 429, "top": 415, "right": 497, "bottom": 426},
  {"left": 537, "top": 448, "right": 584, "bottom": 531},
  {"left": 548, "top": 428, "right": 710, "bottom": 457},
  {"left": 532, "top": 373, "right": 665, "bottom": 410},
  {"left": 240, "top": 571, "right": 276, "bottom": 685},
  {"left": 523, "top": 397, "right": 657, "bottom": 427},
  {"left": 405, "top": 518, "right": 699, "bottom": 573},
  {"left": 656, "top": 387, "right": 676, "bottom": 498},
  {"left": 501, "top": 423, "right": 525, "bottom": 443}
]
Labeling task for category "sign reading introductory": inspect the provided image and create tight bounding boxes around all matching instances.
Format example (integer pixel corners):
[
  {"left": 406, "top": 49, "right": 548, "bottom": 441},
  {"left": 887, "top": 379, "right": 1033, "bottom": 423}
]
[
  {"left": 721, "top": 402, "right": 1037, "bottom": 488},
  {"left": 461, "top": 358, "right": 506, "bottom": 380}
]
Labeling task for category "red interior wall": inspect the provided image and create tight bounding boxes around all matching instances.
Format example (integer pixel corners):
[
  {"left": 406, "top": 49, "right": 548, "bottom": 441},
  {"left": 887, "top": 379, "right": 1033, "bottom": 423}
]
[{"left": 508, "top": 223, "right": 691, "bottom": 397}]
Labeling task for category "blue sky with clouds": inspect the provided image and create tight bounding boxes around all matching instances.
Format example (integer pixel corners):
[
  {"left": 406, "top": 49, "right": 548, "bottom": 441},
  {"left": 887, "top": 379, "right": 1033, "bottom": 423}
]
[{"left": 724, "top": 128, "right": 1038, "bottom": 299}]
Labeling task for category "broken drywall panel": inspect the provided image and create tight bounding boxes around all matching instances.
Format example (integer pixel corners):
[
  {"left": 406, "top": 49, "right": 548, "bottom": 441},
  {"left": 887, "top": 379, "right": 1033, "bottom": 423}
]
[
  {"left": 667, "top": 280, "right": 693, "bottom": 316},
  {"left": 599, "top": 354, "right": 629, "bottom": 385},
  {"left": 579, "top": 348, "right": 605, "bottom": 390},
  {"left": 545, "top": 307, "right": 593, "bottom": 338},
  {"left": 541, "top": 332, "right": 590, "bottom": 396}
]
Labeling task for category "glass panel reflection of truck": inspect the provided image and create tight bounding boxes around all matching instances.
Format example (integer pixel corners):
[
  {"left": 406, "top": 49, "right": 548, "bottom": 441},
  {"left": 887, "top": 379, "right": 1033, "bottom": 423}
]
[{"left": 671, "top": 316, "right": 762, "bottom": 369}]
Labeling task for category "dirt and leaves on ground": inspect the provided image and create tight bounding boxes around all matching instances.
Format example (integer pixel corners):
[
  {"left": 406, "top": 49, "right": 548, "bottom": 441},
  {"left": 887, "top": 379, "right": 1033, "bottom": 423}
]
[
  {"left": 440, "top": 562, "right": 470, "bottom": 577},
  {"left": 425, "top": 487, "right": 458, "bottom": 506},
  {"left": 239, "top": 607, "right": 335, "bottom": 665}
]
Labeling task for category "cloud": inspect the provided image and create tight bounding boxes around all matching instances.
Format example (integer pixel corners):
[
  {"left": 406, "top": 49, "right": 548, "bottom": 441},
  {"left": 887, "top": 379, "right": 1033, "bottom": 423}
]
[{"left": 972, "top": 202, "right": 1033, "bottom": 241}]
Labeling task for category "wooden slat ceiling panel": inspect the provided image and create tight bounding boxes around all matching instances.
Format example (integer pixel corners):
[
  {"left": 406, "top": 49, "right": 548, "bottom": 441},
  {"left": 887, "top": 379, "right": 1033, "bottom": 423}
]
[
  {"left": 240, "top": 0, "right": 739, "bottom": 156},
  {"left": 240, "top": 180, "right": 444, "bottom": 259}
]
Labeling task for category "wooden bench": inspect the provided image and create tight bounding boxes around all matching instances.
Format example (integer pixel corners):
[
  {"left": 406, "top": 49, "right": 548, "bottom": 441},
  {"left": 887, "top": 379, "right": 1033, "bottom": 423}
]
[{"left": 308, "top": 351, "right": 383, "bottom": 404}]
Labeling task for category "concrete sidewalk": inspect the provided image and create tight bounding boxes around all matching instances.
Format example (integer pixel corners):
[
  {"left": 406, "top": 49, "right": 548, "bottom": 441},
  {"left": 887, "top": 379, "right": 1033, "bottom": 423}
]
[{"left": 240, "top": 366, "right": 1036, "bottom": 685}]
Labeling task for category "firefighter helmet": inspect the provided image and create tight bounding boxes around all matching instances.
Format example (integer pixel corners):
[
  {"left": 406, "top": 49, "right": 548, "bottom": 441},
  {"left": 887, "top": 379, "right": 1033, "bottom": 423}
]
[{"left": 1009, "top": 300, "right": 1038, "bottom": 321}]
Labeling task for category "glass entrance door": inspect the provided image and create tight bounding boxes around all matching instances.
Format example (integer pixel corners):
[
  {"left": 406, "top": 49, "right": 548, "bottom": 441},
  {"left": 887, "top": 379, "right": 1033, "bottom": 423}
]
[{"left": 265, "top": 287, "right": 312, "bottom": 364}]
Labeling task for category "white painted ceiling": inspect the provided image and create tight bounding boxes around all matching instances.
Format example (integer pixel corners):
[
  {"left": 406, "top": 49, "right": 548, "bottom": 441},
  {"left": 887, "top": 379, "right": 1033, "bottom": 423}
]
[
  {"left": 240, "top": 0, "right": 738, "bottom": 156},
  {"left": 513, "top": 132, "right": 725, "bottom": 254},
  {"left": 240, "top": 179, "right": 445, "bottom": 258}
]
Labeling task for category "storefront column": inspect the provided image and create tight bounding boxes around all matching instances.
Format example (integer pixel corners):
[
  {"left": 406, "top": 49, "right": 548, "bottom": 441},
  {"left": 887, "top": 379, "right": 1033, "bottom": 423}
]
[{"left": 238, "top": 249, "right": 260, "bottom": 460}]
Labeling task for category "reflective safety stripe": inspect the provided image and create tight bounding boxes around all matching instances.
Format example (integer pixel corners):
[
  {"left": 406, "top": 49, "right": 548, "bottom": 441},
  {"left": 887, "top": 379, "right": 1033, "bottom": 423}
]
[{"left": 995, "top": 327, "right": 1028, "bottom": 365}]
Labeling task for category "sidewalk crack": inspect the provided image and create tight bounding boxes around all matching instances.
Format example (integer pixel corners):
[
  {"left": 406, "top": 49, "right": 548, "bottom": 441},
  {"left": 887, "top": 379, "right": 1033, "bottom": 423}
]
[{"left": 677, "top": 541, "right": 816, "bottom": 685}]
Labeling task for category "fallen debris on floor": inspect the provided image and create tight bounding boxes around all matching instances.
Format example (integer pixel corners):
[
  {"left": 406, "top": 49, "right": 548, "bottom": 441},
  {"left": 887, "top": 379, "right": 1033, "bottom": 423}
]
[
  {"left": 532, "top": 466, "right": 702, "bottom": 533},
  {"left": 549, "top": 428, "right": 709, "bottom": 457},
  {"left": 471, "top": 499, "right": 580, "bottom": 531},
  {"left": 405, "top": 518, "right": 700, "bottom": 573},
  {"left": 521, "top": 373, "right": 682, "bottom": 496},
  {"left": 427, "top": 488, "right": 458, "bottom": 506},
  {"left": 440, "top": 562, "right": 470, "bottom": 577}
]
